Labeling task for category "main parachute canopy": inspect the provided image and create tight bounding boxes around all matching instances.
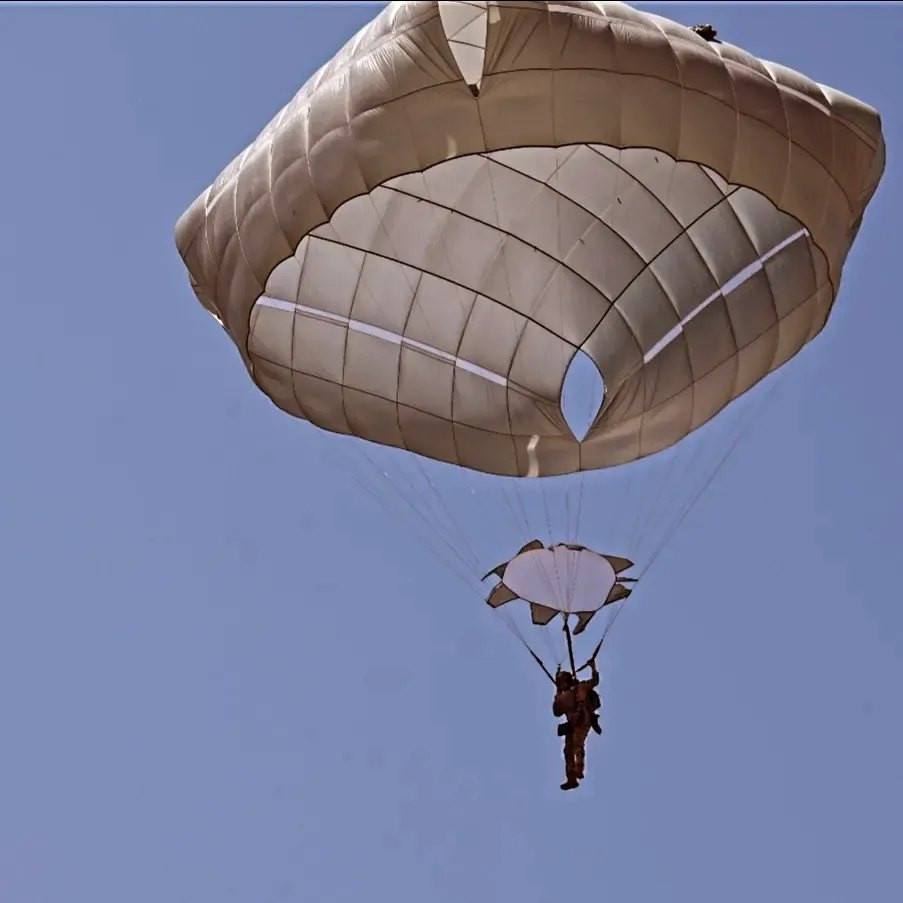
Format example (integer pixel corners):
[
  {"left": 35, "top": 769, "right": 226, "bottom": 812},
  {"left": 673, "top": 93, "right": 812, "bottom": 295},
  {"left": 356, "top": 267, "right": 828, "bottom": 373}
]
[{"left": 175, "top": 1, "right": 884, "bottom": 478}]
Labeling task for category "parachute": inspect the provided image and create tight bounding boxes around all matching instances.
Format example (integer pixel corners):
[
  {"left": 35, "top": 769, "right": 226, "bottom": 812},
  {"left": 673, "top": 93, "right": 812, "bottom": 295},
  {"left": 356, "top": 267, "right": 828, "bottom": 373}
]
[
  {"left": 484, "top": 541, "right": 634, "bottom": 636},
  {"left": 174, "top": 1, "right": 885, "bottom": 671}
]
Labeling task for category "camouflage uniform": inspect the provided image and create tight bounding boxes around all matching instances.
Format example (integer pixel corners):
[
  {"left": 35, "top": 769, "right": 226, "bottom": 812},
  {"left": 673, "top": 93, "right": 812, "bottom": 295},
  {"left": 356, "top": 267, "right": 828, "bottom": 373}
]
[{"left": 553, "top": 667, "right": 600, "bottom": 789}]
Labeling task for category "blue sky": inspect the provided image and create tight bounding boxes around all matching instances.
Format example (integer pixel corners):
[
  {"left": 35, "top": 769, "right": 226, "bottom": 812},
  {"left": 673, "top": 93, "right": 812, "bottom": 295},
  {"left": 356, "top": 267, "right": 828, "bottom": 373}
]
[{"left": 2, "top": 3, "right": 901, "bottom": 902}]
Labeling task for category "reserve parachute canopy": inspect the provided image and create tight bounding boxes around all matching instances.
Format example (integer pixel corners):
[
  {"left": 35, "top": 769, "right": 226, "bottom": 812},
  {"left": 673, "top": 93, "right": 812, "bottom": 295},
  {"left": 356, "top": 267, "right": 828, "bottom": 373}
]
[
  {"left": 175, "top": 0, "right": 884, "bottom": 479},
  {"left": 484, "top": 540, "right": 634, "bottom": 637}
]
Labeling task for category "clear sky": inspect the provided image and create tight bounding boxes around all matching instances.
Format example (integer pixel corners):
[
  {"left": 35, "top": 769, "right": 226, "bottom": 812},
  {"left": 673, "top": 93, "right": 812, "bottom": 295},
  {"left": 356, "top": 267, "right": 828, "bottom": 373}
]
[{"left": 2, "top": 3, "right": 901, "bottom": 902}]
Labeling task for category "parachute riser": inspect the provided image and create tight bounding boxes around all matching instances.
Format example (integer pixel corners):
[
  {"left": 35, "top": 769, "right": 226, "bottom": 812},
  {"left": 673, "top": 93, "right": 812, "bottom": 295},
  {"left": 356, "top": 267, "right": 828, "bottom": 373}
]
[
  {"left": 562, "top": 614, "right": 578, "bottom": 678},
  {"left": 528, "top": 646, "right": 558, "bottom": 685},
  {"left": 576, "top": 613, "right": 616, "bottom": 672}
]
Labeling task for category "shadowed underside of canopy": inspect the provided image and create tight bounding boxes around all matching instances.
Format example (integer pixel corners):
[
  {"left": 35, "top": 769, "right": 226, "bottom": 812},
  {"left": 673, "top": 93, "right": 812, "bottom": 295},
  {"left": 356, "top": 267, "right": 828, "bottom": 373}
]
[{"left": 175, "top": 1, "right": 885, "bottom": 478}]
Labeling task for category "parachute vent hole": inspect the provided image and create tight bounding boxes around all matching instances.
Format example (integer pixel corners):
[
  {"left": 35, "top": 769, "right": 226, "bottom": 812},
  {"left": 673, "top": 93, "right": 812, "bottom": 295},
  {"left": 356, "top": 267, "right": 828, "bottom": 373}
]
[{"left": 561, "top": 351, "right": 605, "bottom": 443}]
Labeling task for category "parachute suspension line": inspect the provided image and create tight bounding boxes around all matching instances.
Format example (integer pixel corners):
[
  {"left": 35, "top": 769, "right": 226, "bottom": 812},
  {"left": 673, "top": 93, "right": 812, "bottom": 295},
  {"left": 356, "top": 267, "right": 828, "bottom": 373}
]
[
  {"left": 508, "top": 477, "right": 545, "bottom": 587},
  {"left": 662, "top": 378, "right": 782, "bottom": 570},
  {"left": 652, "top": 420, "right": 742, "bottom": 559},
  {"left": 614, "top": 360, "right": 756, "bottom": 569},
  {"left": 335, "top": 406, "right": 556, "bottom": 680},
  {"left": 464, "top": 475, "right": 503, "bottom": 566},
  {"left": 627, "top": 429, "right": 703, "bottom": 557},
  {"left": 573, "top": 471, "right": 587, "bottom": 543},
  {"left": 577, "top": 612, "right": 617, "bottom": 672},
  {"left": 642, "top": 440, "right": 722, "bottom": 564},
  {"left": 354, "top": 460, "right": 553, "bottom": 680},
  {"left": 345, "top": 464, "right": 479, "bottom": 594},
  {"left": 505, "top": 622, "right": 556, "bottom": 685},
  {"left": 594, "top": 377, "right": 786, "bottom": 653},
  {"left": 357, "top": 471, "right": 476, "bottom": 587},
  {"left": 599, "top": 600, "right": 627, "bottom": 648},
  {"left": 641, "top": 372, "right": 786, "bottom": 580},
  {"left": 629, "top": 425, "right": 715, "bottom": 566},
  {"left": 499, "top": 479, "right": 532, "bottom": 545},
  {"left": 646, "top": 394, "right": 751, "bottom": 561},
  {"left": 609, "top": 457, "right": 641, "bottom": 547},
  {"left": 386, "top": 457, "right": 456, "bottom": 555},
  {"left": 352, "top": 444, "right": 480, "bottom": 579},
  {"left": 359, "top": 463, "right": 557, "bottom": 678},
  {"left": 642, "top": 444, "right": 705, "bottom": 560},
  {"left": 389, "top": 458, "right": 482, "bottom": 575},
  {"left": 378, "top": 452, "right": 476, "bottom": 571},
  {"left": 628, "top": 445, "right": 683, "bottom": 553},
  {"left": 277, "top": 329, "right": 476, "bottom": 581},
  {"left": 578, "top": 394, "right": 784, "bottom": 656},
  {"left": 514, "top": 479, "right": 535, "bottom": 540},
  {"left": 539, "top": 479, "right": 561, "bottom": 591},
  {"left": 333, "top": 441, "right": 552, "bottom": 678},
  {"left": 555, "top": 481, "right": 588, "bottom": 622},
  {"left": 573, "top": 477, "right": 584, "bottom": 546},
  {"left": 363, "top": 476, "right": 556, "bottom": 678},
  {"left": 354, "top": 465, "right": 561, "bottom": 681},
  {"left": 562, "top": 614, "right": 578, "bottom": 677},
  {"left": 489, "top": 584, "right": 559, "bottom": 681},
  {"left": 564, "top": 477, "right": 573, "bottom": 545},
  {"left": 527, "top": 643, "right": 557, "bottom": 685},
  {"left": 408, "top": 453, "right": 482, "bottom": 573},
  {"left": 502, "top": 479, "right": 535, "bottom": 542},
  {"left": 562, "top": 369, "right": 788, "bottom": 658},
  {"left": 286, "top": 326, "right": 465, "bottom": 576},
  {"left": 540, "top": 619, "right": 564, "bottom": 669},
  {"left": 542, "top": 486, "right": 571, "bottom": 628}
]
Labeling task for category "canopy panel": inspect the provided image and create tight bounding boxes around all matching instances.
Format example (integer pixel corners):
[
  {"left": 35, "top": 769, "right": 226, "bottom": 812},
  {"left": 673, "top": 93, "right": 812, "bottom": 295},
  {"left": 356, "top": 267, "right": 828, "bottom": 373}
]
[{"left": 176, "top": 1, "right": 885, "bottom": 477}]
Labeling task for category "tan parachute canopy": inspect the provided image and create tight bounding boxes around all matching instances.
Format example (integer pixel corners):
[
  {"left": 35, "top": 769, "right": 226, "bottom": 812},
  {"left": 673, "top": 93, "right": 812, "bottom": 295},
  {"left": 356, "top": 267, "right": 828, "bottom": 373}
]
[{"left": 175, "top": 1, "right": 885, "bottom": 479}]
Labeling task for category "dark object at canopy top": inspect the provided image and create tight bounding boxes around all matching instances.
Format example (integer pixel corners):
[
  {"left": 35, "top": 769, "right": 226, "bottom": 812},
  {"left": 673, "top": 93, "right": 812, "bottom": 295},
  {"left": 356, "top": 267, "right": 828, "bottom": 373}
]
[{"left": 690, "top": 24, "right": 720, "bottom": 42}]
